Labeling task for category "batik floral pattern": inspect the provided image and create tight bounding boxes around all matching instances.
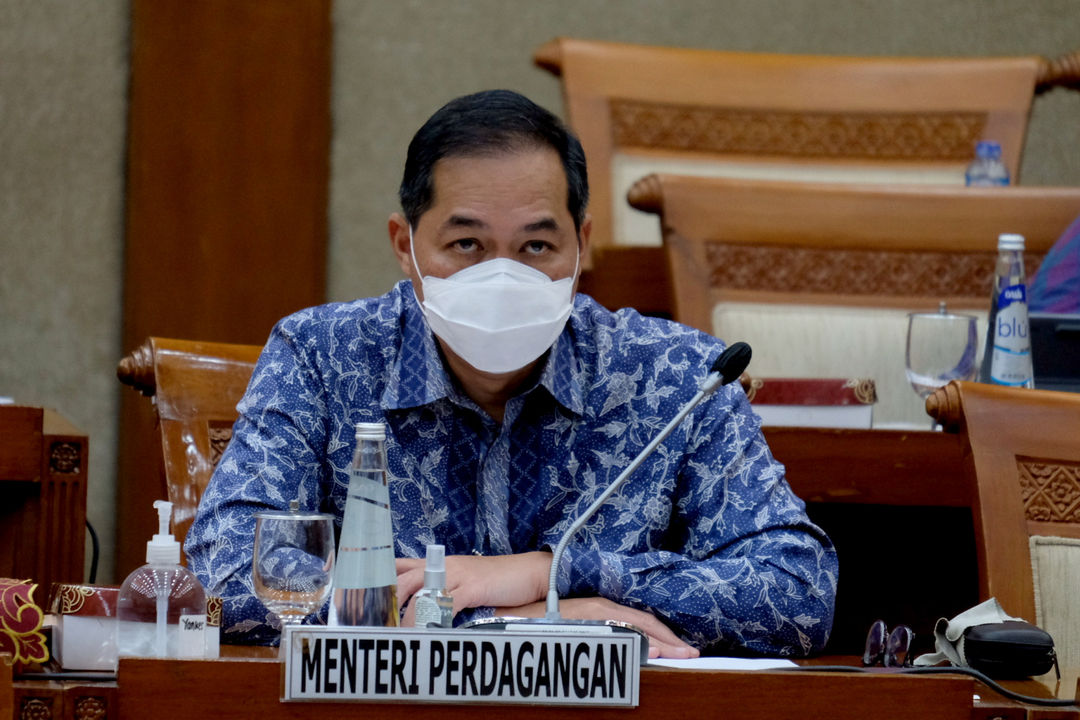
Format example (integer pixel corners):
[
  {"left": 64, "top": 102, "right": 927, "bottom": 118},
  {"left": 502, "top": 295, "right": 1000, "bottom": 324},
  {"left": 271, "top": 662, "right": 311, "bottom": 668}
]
[{"left": 187, "top": 282, "right": 837, "bottom": 654}]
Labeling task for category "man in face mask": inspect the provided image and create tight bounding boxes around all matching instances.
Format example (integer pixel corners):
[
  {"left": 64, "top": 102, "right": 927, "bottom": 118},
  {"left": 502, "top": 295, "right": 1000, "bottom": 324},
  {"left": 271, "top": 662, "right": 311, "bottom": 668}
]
[{"left": 188, "top": 90, "right": 837, "bottom": 659}]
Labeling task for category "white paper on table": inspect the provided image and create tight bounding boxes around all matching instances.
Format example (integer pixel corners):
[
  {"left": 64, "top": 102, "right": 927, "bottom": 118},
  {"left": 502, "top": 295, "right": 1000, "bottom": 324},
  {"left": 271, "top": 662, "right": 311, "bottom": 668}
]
[{"left": 647, "top": 657, "right": 797, "bottom": 670}]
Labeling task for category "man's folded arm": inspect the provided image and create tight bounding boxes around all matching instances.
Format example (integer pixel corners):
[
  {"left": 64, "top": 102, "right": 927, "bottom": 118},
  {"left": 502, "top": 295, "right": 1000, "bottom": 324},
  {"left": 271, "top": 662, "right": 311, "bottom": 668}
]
[
  {"left": 186, "top": 322, "right": 331, "bottom": 644},
  {"left": 553, "top": 408, "right": 837, "bottom": 657},
  {"left": 556, "top": 526, "right": 836, "bottom": 656}
]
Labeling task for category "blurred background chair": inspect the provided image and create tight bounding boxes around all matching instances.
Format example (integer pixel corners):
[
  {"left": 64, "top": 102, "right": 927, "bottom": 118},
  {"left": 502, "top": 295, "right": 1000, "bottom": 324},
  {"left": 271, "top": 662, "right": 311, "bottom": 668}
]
[
  {"left": 535, "top": 37, "right": 1080, "bottom": 315},
  {"left": 927, "top": 380, "right": 1080, "bottom": 668},
  {"left": 117, "top": 337, "right": 260, "bottom": 562},
  {"left": 627, "top": 175, "right": 1080, "bottom": 425}
]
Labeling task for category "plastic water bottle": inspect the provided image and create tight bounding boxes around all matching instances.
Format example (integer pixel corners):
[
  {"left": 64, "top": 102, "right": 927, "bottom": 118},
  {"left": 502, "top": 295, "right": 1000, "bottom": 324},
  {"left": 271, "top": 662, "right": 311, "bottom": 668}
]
[
  {"left": 331, "top": 422, "right": 399, "bottom": 626},
  {"left": 979, "top": 234, "right": 1034, "bottom": 387},
  {"left": 965, "top": 141, "right": 1010, "bottom": 186}
]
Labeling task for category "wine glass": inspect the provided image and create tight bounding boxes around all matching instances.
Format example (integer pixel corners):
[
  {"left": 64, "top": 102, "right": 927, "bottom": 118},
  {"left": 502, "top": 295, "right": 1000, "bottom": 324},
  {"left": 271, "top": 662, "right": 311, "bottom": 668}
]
[
  {"left": 905, "top": 303, "right": 979, "bottom": 407},
  {"left": 253, "top": 502, "right": 336, "bottom": 629}
]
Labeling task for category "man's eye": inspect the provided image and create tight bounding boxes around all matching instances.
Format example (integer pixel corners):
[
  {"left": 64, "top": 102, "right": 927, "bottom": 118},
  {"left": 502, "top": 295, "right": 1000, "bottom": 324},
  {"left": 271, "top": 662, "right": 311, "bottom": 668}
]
[
  {"left": 451, "top": 238, "right": 479, "bottom": 252},
  {"left": 524, "top": 241, "right": 551, "bottom": 254}
]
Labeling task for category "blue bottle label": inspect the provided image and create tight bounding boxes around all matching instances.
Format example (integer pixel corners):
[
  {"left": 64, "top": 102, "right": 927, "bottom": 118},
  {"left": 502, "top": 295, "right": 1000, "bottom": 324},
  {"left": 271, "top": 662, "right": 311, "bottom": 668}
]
[{"left": 990, "top": 283, "right": 1033, "bottom": 386}]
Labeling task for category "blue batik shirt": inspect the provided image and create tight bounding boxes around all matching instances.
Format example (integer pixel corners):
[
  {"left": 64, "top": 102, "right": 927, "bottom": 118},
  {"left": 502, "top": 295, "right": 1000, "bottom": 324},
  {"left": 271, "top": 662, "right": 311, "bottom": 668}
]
[{"left": 186, "top": 281, "right": 837, "bottom": 655}]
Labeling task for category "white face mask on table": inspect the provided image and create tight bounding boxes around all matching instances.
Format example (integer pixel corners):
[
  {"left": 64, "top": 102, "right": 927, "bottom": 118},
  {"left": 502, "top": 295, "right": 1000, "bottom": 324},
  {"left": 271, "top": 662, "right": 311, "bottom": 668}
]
[{"left": 410, "top": 227, "right": 578, "bottom": 373}]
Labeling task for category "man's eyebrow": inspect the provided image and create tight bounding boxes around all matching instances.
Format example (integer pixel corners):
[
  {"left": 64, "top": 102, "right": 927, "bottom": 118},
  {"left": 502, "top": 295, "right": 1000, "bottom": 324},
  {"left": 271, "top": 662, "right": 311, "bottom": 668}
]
[
  {"left": 522, "top": 217, "right": 560, "bottom": 233},
  {"left": 441, "top": 215, "right": 488, "bottom": 230}
]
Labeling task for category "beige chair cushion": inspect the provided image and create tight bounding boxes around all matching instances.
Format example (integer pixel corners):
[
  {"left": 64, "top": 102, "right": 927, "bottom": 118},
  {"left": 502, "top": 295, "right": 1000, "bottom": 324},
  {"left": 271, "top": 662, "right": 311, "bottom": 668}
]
[
  {"left": 1029, "top": 535, "right": 1080, "bottom": 669},
  {"left": 712, "top": 303, "right": 987, "bottom": 428},
  {"left": 611, "top": 152, "right": 965, "bottom": 248}
]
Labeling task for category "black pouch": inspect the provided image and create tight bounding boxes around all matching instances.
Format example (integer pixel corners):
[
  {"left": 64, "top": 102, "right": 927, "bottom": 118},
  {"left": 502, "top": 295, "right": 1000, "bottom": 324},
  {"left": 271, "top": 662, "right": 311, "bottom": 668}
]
[{"left": 963, "top": 620, "right": 1057, "bottom": 678}]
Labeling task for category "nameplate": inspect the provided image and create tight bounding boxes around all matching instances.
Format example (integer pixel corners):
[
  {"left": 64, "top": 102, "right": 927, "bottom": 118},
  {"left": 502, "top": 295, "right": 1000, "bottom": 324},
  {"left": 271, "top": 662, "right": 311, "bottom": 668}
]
[{"left": 281, "top": 625, "right": 640, "bottom": 707}]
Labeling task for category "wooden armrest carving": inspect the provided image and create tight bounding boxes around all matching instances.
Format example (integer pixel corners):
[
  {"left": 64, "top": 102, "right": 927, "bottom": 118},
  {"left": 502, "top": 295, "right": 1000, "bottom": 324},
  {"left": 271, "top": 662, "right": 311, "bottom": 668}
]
[
  {"left": 533, "top": 38, "right": 564, "bottom": 76},
  {"left": 116, "top": 339, "right": 157, "bottom": 397},
  {"left": 626, "top": 174, "right": 663, "bottom": 214},
  {"left": 925, "top": 382, "right": 964, "bottom": 433},
  {"left": 1037, "top": 50, "right": 1080, "bottom": 92}
]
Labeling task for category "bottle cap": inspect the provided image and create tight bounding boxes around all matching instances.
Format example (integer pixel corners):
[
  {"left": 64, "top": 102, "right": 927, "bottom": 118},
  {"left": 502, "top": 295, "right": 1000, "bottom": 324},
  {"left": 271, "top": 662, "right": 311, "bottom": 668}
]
[
  {"left": 425, "top": 544, "right": 446, "bottom": 573},
  {"left": 355, "top": 422, "right": 386, "bottom": 440},
  {"left": 975, "top": 140, "right": 1002, "bottom": 159},
  {"left": 146, "top": 499, "right": 181, "bottom": 565},
  {"left": 423, "top": 544, "right": 447, "bottom": 589},
  {"left": 998, "top": 233, "right": 1025, "bottom": 251}
]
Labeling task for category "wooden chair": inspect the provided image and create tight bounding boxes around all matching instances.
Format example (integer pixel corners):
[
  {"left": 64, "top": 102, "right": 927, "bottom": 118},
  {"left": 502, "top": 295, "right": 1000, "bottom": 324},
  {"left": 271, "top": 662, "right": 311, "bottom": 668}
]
[
  {"left": 534, "top": 37, "right": 1080, "bottom": 314},
  {"left": 117, "top": 337, "right": 261, "bottom": 560},
  {"left": 926, "top": 380, "right": 1080, "bottom": 667},
  {"left": 627, "top": 175, "right": 1080, "bottom": 425}
]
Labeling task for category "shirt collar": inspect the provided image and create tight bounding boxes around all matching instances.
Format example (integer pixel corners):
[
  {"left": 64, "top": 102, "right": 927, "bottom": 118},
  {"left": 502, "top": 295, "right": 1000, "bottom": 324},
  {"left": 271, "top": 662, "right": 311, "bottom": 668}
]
[
  {"left": 381, "top": 282, "right": 454, "bottom": 411},
  {"left": 381, "top": 282, "right": 587, "bottom": 417},
  {"left": 535, "top": 313, "right": 585, "bottom": 416}
]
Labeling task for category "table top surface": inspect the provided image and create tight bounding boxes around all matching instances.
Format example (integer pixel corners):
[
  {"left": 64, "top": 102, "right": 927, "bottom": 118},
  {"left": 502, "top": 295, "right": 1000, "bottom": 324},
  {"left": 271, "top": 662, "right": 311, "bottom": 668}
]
[{"left": 9, "top": 648, "right": 1078, "bottom": 720}]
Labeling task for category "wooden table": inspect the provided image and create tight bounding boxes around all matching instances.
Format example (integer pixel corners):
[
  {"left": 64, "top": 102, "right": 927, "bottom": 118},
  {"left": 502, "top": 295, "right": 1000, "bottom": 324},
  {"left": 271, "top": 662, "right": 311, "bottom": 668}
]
[
  {"left": 7, "top": 653, "right": 1079, "bottom": 720},
  {"left": 762, "top": 427, "right": 978, "bottom": 654},
  {"left": 764, "top": 426, "right": 968, "bottom": 507}
]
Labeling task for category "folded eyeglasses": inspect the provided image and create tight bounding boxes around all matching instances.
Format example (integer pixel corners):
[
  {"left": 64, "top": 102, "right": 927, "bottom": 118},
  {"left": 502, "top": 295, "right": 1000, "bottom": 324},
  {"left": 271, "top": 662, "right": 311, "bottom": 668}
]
[{"left": 862, "top": 619, "right": 915, "bottom": 668}]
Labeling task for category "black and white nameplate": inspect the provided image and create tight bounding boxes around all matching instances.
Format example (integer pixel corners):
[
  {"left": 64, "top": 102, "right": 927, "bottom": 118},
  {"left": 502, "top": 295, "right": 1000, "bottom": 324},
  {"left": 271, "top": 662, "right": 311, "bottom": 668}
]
[{"left": 282, "top": 625, "right": 640, "bottom": 707}]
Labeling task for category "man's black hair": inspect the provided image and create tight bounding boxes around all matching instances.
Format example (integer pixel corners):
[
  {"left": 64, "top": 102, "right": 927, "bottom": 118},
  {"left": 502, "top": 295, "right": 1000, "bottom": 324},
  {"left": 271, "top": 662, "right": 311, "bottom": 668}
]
[{"left": 399, "top": 89, "right": 589, "bottom": 231}]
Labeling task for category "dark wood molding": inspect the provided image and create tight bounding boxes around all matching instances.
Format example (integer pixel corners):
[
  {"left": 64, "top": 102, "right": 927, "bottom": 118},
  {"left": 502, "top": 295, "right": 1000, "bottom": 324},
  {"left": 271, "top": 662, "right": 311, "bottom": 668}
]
[{"left": 116, "top": 0, "right": 331, "bottom": 579}]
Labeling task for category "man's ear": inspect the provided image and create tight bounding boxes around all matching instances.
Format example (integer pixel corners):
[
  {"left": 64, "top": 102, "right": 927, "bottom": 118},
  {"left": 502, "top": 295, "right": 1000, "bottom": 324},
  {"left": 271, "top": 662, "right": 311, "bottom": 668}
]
[
  {"left": 578, "top": 214, "right": 593, "bottom": 265},
  {"left": 388, "top": 212, "right": 414, "bottom": 277}
]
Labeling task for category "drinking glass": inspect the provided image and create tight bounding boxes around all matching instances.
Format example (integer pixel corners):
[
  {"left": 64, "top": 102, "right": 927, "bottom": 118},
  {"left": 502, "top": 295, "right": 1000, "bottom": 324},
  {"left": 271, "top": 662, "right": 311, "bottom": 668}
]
[
  {"left": 905, "top": 305, "right": 979, "bottom": 402},
  {"left": 253, "top": 503, "right": 336, "bottom": 627}
]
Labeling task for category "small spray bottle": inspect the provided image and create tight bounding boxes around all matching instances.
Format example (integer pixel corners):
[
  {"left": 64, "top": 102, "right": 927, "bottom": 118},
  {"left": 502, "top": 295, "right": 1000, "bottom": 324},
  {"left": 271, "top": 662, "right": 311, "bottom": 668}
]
[
  {"left": 116, "top": 500, "right": 207, "bottom": 661},
  {"left": 412, "top": 544, "right": 453, "bottom": 628}
]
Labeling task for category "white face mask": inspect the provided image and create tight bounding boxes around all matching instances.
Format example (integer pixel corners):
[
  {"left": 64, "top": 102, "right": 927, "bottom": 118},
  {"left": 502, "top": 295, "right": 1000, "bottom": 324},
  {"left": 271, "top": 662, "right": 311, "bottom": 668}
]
[{"left": 409, "top": 226, "right": 578, "bottom": 373}]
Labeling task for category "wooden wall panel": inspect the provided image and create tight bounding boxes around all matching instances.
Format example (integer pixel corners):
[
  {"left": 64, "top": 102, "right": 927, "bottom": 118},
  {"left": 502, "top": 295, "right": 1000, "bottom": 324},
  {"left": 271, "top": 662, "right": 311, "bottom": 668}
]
[{"left": 117, "top": 0, "right": 331, "bottom": 578}]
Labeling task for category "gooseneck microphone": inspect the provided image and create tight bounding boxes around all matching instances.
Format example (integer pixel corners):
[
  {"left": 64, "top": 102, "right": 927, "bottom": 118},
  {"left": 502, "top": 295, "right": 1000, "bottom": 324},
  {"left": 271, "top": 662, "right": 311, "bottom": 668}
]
[
  {"left": 462, "top": 341, "right": 751, "bottom": 658},
  {"left": 543, "top": 341, "right": 752, "bottom": 621}
]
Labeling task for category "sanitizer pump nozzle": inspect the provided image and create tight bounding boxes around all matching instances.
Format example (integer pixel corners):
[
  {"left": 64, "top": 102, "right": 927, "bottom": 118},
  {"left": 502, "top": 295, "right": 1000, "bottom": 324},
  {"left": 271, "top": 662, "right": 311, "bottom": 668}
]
[{"left": 147, "top": 500, "right": 181, "bottom": 565}]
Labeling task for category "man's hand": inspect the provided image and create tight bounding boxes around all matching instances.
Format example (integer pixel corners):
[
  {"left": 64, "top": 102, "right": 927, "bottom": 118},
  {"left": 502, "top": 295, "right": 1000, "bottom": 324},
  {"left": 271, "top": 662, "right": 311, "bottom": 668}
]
[
  {"left": 493, "top": 597, "right": 700, "bottom": 660},
  {"left": 396, "top": 551, "right": 552, "bottom": 618}
]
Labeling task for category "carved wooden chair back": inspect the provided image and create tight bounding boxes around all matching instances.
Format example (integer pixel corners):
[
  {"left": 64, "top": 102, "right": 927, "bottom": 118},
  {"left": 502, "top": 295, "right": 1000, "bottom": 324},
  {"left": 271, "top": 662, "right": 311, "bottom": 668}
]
[
  {"left": 117, "top": 337, "right": 261, "bottom": 559},
  {"left": 535, "top": 37, "right": 1080, "bottom": 313},
  {"left": 630, "top": 175, "right": 1080, "bottom": 323},
  {"left": 927, "top": 381, "right": 1080, "bottom": 666},
  {"left": 627, "top": 175, "right": 1080, "bottom": 424}
]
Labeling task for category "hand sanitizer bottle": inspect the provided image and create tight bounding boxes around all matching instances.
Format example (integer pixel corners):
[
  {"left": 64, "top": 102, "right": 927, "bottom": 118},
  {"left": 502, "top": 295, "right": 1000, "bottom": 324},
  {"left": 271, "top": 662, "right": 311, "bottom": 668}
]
[
  {"left": 116, "top": 500, "right": 207, "bottom": 663},
  {"left": 412, "top": 544, "right": 453, "bottom": 628}
]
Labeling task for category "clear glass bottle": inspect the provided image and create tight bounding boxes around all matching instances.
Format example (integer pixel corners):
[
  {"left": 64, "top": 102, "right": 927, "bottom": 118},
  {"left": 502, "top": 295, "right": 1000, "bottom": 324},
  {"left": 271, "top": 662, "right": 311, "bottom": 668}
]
[
  {"left": 331, "top": 422, "right": 399, "bottom": 626},
  {"left": 116, "top": 500, "right": 207, "bottom": 664},
  {"left": 979, "top": 233, "right": 1034, "bottom": 388},
  {"left": 965, "top": 141, "right": 1010, "bottom": 186},
  {"left": 412, "top": 544, "right": 453, "bottom": 628}
]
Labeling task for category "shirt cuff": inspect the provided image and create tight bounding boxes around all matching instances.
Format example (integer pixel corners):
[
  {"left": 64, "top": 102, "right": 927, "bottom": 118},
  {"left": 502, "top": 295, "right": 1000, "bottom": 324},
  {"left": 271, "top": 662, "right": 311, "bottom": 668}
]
[
  {"left": 452, "top": 604, "right": 495, "bottom": 627},
  {"left": 557, "top": 546, "right": 627, "bottom": 598}
]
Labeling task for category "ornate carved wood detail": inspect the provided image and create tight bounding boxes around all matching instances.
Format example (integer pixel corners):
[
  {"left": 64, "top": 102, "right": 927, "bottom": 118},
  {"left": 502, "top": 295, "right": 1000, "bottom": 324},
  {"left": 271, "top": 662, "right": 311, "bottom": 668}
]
[
  {"left": 115, "top": 340, "right": 157, "bottom": 397},
  {"left": 208, "top": 422, "right": 233, "bottom": 467},
  {"left": 73, "top": 696, "right": 107, "bottom": 720},
  {"left": 48, "top": 441, "right": 81, "bottom": 474},
  {"left": 704, "top": 242, "right": 1044, "bottom": 298},
  {"left": 1036, "top": 50, "right": 1080, "bottom": 92},
  {"left": 1019, "top": 457, "right": 1080, "bottom": 523},
  {"left": 626, "top": 173, "right": 664, "bottom": 214},
  {"left": 925, "top": 382, "right": 963, "bottom": 433},
  {"left": 19, "top": 696, "right": 53, "bottom": 720},
  {"left": 609, "top": 99, "right": 987, "bottom": 160}
]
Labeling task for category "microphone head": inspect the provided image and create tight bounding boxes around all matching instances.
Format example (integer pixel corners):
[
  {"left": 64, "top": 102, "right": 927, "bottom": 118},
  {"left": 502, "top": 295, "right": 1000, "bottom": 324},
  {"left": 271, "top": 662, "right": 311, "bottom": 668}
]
[{"left": 710, "top": 341, "right": 752, "bottom": 385}]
